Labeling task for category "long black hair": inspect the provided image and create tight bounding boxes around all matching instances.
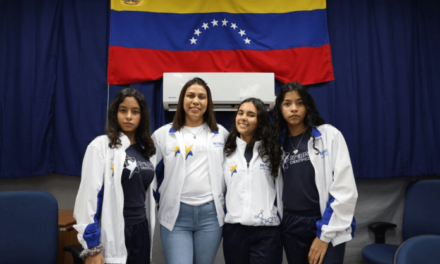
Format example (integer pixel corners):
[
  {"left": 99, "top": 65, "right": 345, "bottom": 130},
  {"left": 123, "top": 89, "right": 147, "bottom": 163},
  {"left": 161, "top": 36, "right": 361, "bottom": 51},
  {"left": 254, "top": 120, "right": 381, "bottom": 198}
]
[
  {"left": 271, "top": 82, "right": 325, "bottom": 170},
  {"left": 106, "top": 88, "right": 155, "bottom": 159},
  {"left": 224, "top": 98, "right": 279, "bottom": 177},
  {"left": 172, "top": 77, "right": 218, "bottom": 132}
]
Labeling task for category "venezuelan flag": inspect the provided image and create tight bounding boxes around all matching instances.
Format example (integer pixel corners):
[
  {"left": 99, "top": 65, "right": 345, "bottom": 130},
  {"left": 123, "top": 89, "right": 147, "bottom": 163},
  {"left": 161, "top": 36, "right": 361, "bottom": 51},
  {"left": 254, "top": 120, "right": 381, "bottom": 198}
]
[{"left": 108, "top": 0, "right": 334, "bottom": 85}]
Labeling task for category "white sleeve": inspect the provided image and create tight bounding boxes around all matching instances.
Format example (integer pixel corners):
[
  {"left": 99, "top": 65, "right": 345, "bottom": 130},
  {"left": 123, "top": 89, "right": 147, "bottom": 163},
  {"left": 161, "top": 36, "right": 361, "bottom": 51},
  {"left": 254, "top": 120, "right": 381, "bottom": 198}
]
[
  {"left": 73, "top": 143, "right": 105, "bottom": 249},
  {"left": 317, "top": 131, "right": 358, "bottom": 244},
  {"left": 151, "top": 131, "right": 163, "bottom": 167}
]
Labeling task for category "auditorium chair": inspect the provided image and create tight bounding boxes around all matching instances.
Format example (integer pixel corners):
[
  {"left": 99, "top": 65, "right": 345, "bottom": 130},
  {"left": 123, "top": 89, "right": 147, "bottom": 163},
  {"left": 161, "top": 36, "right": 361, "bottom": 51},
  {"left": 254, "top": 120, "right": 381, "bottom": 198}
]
[
  {"left": 393, "top": 235, "right": 440, "bottom": 264},
  {"left": 362, "top": 179, "right": 440, "bottom": 264},
  {"left": 0, "top": 190, "right": 58, "bottom": 264}
]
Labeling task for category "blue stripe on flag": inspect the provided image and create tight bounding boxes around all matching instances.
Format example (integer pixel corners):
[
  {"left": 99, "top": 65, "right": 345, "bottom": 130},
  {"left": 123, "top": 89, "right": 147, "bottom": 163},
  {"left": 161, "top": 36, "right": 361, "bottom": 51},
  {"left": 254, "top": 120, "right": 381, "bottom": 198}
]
[{"left": 109, "top": 9, "right": 329, "bottom": 51}]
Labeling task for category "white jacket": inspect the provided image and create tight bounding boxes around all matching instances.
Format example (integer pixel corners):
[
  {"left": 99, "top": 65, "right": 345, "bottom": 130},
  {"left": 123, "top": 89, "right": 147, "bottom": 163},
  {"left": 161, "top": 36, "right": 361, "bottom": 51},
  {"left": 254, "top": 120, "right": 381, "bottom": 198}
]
[
  {"left": 73, "top": 134, "right": 156, "bottom": 264},
  {"left": 282, "top": 124, "right": 358, "bottom": 246},
  {"left": 223, "top": 137, "right": 283, "bottom": 226},
  {"left": 152, "top": 123, "right": 229, "bottom": 231}
]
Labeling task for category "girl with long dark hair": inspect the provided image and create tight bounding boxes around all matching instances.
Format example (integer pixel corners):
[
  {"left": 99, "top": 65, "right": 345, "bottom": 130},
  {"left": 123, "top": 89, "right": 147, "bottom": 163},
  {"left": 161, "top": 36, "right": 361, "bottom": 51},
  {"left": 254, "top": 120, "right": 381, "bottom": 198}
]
[
  {"left": 74, "top": 88, "right": 156, "bottom": 264},
  {"left": 222, "top": 98, "right": 283, "bottom": 264},
  {"left": 151, "top": 77, "right": 229, "bottom": 264},
  {"left": 272, "top": 82, "right": 357, "bottom": 264}
]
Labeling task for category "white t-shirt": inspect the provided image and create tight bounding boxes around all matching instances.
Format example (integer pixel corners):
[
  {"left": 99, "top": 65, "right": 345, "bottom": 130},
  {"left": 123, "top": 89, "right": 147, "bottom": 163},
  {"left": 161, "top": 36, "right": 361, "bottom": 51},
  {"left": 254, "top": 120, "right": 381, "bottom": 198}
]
[{"left": 180, "top": 123, "right": 213, "bottom": 205}]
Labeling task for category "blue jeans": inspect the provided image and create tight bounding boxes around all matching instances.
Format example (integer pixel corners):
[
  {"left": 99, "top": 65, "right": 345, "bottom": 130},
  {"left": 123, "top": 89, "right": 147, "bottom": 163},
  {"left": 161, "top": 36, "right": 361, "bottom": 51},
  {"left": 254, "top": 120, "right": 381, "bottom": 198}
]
[{"left": 160, "top": 201, "right": 222, "bottom": 264}]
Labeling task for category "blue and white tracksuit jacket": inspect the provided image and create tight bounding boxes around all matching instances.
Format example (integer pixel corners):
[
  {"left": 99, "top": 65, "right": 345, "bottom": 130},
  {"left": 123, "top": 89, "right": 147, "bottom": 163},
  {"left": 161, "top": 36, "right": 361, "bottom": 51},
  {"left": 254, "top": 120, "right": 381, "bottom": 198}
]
[
  {"left": 282, "top": 125, "right": 358, "bottom": 246},
  {"left": 73, "top": 134, "right": 156, "bottom": 264},
  {"left": 223, "top": 137, "right": 283, "bottom": 226},
  {"left": 151, "top": 123, "right": 229, "bottom": 231}
]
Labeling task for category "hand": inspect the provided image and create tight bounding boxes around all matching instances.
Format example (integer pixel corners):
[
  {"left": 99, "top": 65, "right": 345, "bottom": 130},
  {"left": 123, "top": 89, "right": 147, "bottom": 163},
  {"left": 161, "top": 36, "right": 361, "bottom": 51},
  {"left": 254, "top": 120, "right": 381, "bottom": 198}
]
[
  {"left": 308, "top": 237, "right": 329, "bottom": 264},
  {"left": 85, "top": 253, "right": 104, "bottom": 264}
]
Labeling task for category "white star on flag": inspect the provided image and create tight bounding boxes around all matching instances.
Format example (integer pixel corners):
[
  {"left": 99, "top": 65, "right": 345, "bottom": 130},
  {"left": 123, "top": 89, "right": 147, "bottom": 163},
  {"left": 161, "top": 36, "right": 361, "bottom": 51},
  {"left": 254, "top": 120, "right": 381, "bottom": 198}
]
[
  {"left": 194, "top": 29, "right": 201, "bottom": 36},
  {"left": 244, "top": 38, "right": 251, "bottom": 44},
  {"left": 190, "top": 37, "right": 197, "bottom": 44},
  {"left": 211, "top": 19, "right": 218, "bottom": 26},
  {"left": 238, "top": 30, "right": 246, "bottom": 36},
  {"left": 222, "top": 19, "right": 228, "bottom": 26},
  {"left": 231, "top": 23, "right": 238, "bottom": 30},
  {"left": 202, "top": 23, "right": 209, "bottom": 30}
]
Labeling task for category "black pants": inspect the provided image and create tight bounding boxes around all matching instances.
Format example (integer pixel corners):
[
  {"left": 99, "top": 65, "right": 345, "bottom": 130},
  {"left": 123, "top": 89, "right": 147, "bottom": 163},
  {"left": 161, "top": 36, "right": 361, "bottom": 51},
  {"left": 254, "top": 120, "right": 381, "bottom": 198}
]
[
  {"left": 124, "top": 219, "right": 150, "bottom": 264},
  {"left": 281, "top": 211, "right": 345, "bottom": 264},
  {"left": 223, "top": 223, "right": 283, "bottom": 264}
]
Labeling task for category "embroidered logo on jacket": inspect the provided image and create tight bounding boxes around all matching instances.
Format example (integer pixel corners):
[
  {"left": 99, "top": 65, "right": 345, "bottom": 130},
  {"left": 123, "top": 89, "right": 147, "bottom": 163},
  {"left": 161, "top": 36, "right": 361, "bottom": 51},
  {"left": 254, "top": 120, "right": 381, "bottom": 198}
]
[
  {"left": 254, "top": 209, "right": 278, "bottom": 226},
  {"left": 111, "top": 163, "right": 114, "bottom": 177},
  {"left": 260, "top": 163, "right": 271, "bottom": 171},
  {"left": 185, "top": 145, "right": 193, "bottom": 160},
  {"left": 230, "top": 164, "right": 238, "bottom": 177},
  {"left": 174, "top": 146, "right": 180, "bottom": 157},
  {"left": 213, "top": 142, "right": 224, "bottom": 147},
  {"left": 320, "top": 149, "right": 329, "bottom": 158}
]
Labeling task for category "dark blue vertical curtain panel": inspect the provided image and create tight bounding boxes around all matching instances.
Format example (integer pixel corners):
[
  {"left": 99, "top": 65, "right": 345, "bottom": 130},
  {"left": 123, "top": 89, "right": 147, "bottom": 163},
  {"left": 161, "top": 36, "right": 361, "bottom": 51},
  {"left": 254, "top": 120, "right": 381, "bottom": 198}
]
[
  {"left": 0, "top": 0, "right": 110, "bottom": 178},
  {"left": 52, "top": 0, "right": 110, "bottom": 176},
  {"left": 318, "top": 0, "right": 440, "bottom": 177},
  {"left": 0, "top": 0, "right": 61, "bottom": 177}
]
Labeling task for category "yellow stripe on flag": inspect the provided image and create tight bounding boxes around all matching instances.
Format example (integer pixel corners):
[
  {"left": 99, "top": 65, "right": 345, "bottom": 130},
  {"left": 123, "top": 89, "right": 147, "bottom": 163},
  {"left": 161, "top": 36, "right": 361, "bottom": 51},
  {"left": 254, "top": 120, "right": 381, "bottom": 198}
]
[{"left": 111, "top": 0, "right": 326, "bottom": 13}]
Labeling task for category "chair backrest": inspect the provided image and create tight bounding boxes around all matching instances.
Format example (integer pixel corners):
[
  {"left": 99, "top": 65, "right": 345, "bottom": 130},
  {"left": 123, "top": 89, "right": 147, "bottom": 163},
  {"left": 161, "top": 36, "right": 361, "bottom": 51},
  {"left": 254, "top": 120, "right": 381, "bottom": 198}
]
[
  {"left": 402, "top": 179, "right": 440, "bottom": 240},
  {"left": 394, "top": 235, "right": 440, "bottom": 264},
  {"left": 0, "top": 191, "right": 58, "bottom": 264}
]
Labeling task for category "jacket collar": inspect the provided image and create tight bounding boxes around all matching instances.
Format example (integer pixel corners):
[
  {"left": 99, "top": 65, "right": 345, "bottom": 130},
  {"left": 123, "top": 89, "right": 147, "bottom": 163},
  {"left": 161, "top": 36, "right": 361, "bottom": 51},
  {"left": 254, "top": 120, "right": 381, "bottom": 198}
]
[
  {"left": 311, "top": 126, "right": 321, "bottom": 138},
  {"left": 118, "top": 132, "right": 132, "bottom": 150},
  {"left": 236, "top": 136, "right": 261, "bottom": 151}
]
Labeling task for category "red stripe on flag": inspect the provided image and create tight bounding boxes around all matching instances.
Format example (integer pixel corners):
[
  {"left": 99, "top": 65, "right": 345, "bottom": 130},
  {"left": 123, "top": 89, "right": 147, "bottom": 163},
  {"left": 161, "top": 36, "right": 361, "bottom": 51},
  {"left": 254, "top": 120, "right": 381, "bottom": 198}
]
[{"left": 107, "top": 45, "right": 334, "bottom": 85}]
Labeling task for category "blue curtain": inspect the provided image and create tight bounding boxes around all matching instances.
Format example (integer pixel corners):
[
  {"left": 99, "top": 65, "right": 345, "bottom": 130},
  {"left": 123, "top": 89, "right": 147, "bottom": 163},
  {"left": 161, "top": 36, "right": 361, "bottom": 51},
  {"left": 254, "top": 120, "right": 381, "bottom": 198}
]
[
  {"left": 1, "top": 0, "right": 61, "bottom": 177},
  {"left": 1, "top": 0, "right": 439, "bottom": 178}
]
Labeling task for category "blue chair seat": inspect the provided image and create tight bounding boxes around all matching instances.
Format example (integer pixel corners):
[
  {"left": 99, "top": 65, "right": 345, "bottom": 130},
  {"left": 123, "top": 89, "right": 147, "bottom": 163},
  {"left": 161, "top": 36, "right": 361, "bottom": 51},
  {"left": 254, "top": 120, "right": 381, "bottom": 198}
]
[
  {"left": 362, "top": 244, "right": 398, "bottom": 264},
  {"left": 394, "top": 235, "right": 440, "bottom": 264}
]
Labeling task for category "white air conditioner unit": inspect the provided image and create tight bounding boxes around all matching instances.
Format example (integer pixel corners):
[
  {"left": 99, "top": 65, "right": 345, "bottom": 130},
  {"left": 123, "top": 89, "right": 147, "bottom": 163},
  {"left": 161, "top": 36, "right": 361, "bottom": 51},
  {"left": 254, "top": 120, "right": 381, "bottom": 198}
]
[{"left": 163, "top": 72, "right": 275, "bottom": 111}]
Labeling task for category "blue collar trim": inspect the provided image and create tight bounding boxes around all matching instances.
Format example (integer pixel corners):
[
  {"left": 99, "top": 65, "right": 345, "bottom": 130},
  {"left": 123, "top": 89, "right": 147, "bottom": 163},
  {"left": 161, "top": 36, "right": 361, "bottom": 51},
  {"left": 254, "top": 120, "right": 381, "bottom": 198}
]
[{"left": 311, "top": 127, "right": 321, "bottom": 138}]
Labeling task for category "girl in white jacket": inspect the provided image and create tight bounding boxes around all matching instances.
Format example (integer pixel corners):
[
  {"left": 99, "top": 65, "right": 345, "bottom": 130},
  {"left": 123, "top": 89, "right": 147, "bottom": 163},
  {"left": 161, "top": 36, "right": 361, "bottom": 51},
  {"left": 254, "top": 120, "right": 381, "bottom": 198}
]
[
  {"left": 272, "top": 82, "right": 358, "bottom": 264},
  {"left": 73, "top": 88, "right": 156, "bottom": 264},
  {"left": 152, "top": 77, "right": 228, "bottom": 264},
  {"left": 222, "top": 98, "right": 283, "bottom": 264}
]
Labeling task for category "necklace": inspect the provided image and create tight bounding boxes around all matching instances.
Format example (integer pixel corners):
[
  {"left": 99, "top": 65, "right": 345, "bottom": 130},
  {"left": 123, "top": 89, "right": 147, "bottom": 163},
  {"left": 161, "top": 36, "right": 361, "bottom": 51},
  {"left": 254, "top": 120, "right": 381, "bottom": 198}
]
[
  {"left": 183, "top": 125, "right": 205, "bottom": 139},
  {"left": 288, "top": 129, "right": 307, "bottom": 155}
]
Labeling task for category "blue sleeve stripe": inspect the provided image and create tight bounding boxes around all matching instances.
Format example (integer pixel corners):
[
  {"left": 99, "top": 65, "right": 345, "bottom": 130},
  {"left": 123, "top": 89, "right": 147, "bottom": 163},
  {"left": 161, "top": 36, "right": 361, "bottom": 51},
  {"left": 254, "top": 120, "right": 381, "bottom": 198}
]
[
  {"left": 316, "top": 197, "right": 335, "bottom": 239},
  {"left": 83, "top": 185, "right": 104, "bottom": 249}
]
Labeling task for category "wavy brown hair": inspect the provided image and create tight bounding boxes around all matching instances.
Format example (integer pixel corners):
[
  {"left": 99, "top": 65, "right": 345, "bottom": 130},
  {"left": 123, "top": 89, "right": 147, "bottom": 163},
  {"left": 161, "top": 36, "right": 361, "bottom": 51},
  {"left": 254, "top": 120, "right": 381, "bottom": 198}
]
[
  {"left": 224, "top": 98, "right": 279, "bottom": 177},
  {"left": 271, "top": 82, "right": 325, "bottom": 171},
  {"left": 106, "top": 88, "right": 155, "bottom": 159},
  {"left": 172, "top": 77, "right": 218, "bottom": 132}
]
